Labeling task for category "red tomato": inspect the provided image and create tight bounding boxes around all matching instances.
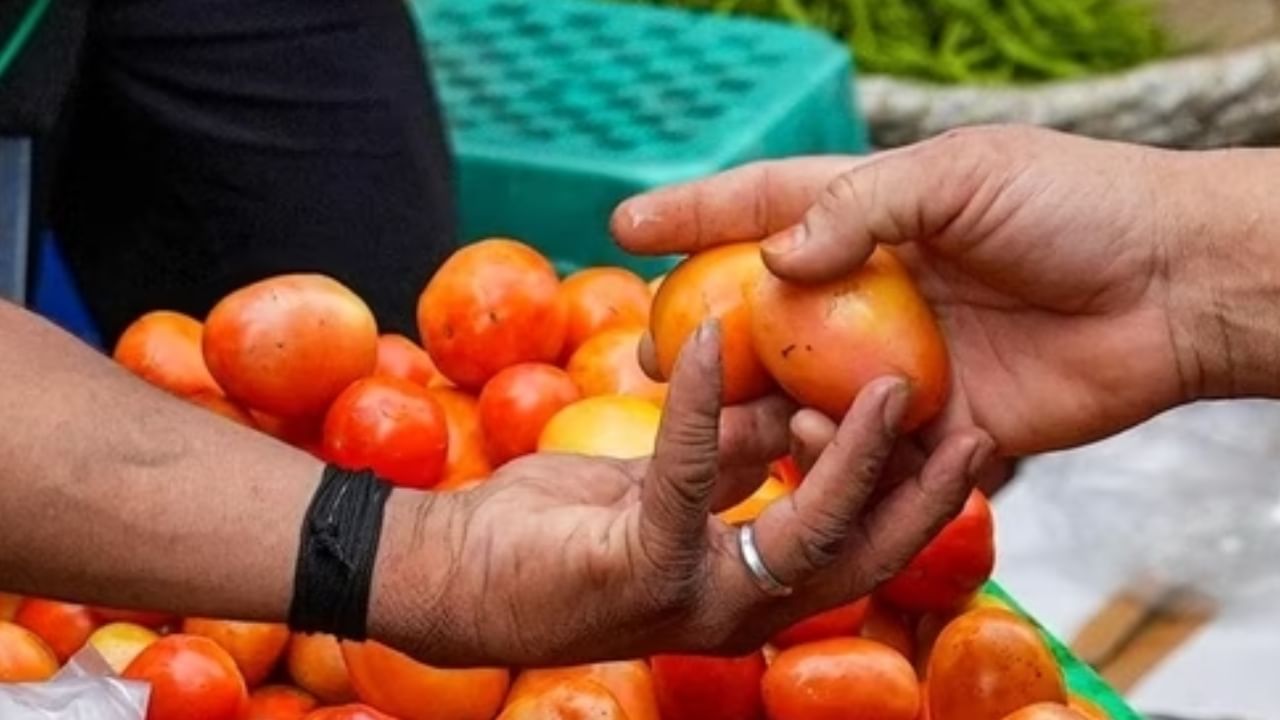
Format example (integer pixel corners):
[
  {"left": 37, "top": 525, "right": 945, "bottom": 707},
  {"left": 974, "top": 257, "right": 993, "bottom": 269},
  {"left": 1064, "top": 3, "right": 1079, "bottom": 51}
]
[
  {"left": 558, "top": 267, "right": 651, "bottom": 359},
  {"left": 860, "top": 597, "right": 918, "bottom": 662},
  {"left": 188, "top": 391, "right": 260, "bottom": 428},
  {"left": 374, "top": 334, "right": 444, "bottom": 387},
  {"left": 566, "top": 326, "right": 668, "bottom": 406},
  {"left": 763, "top": 637, "right": 919, "bottom": 720},
  {"left": 508, "top": 661, "right": 660, "bottom": 720},
  {"left": 478, "top": 363, "right": 581, "bottom": 465},
  {"left": 286, "top": 633, "right": 356, "bottom": 705},
  {"left": 114, "top": 310, "right": 223, "bottom": 397},
  {"left": 323, "top": 376, "right": 450, "bottom": 490},
  {"left": 341, "top": 640, "right": 509, "bottom": 720},
  {"left": 418, "top": 239, "right": 567, "bottom": 390},
  {"left": 499, "top": 677, "right": 629, "bottom": 720},
  {"left": 878, "top": 490, "right": 996, "bottom": 613},
  {"left": 926, "top": 608, "right": 1066, "bottom": 720},
  {"left": 124, "top": 634, "right": 249, "bottom": 720},
  {"left": 14, "top": 598, "right": 99, "bottom": 663},
  {"left": 650, "top": 242, "right": 773, "bottom": 405},
  {"left": 770, "top": 456, "right": 803, "bottom": 490},
  {"left": 91, "top": 606, "right": 176, "bottom": 629},
  {"left": 0, "top": 620, "right": 59, "bottom": 682},
  {"left": 770, "top": 598, "right": 870, "bottom": 649},
  {"left": 242, "top": 685, "right": 319, "bottom": 720},
  {"left": 183, "top": 618, "right": 291, "bottom": 688},
  {"left": 427, "top": 388, "right": 493, "bottom": 489},
  {"left": 253, "top": 412, "right": 325, "bottom": 449},
  {"left": 650, "top": 652, "right": 765, "bottom": 720},
  {"left": 304, "top": 705, "right": 398, "bottom": 720},
  {"left": 0, "top": 593, "right": 21, "bottom": 622},
  {"left": 204, "top": 274, "right": 378, "bottom": 418},
  {"left": 748, "top": 244, "right": 949, "bottom": 431}
]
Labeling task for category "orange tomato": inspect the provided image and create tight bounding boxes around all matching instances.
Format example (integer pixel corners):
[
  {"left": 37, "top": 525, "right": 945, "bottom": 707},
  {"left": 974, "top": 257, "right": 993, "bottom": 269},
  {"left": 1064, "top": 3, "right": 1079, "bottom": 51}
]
[
  {"left": 566, "top": 327, "right": 667, "bottom": 406},
  {"left": 510, "top": 661, "right": 659, "bottom": 720},
  {"left": 287, "top": 633, "right": 356, "bottom": 705},
  {"left": 748, "top": 245, "right": 949, "bottom": 431},
  {"left": 558, "top": 267, "right": 651, "bottom": 359},
  {"left": 650, "top": 652, "right": 765, "bottom": 720},
  {"left": 763, "top": 637, "right": 919, "bottom": 720},
  {"left": 243, "top": 685, "right": 319, "bottom": 720},
  {"left": 770, "top": 456, "right": 803, "bottom": 490},
  {"left": 427, "top": 388, "right": 493, "bottom": 489},
  {"left": 204, "top": 274, "right": 378, "bottom": 418},
  {"left": 648, "top": 274, "right": 666, "bottom": 296},
  {"left": 650, "top": 242, "right": 773, "bottom": 405},
  {"left": 124, "top": 634, "right": 248, "bottom": 720},
  {"left": 861, "top": 597, "right": 917, "bottom": 662},
  {"left": 878, "top": 491, "right": 995, "bottom": 613},
  {"left": 1067, "top": 695, "right": 1110, "bottom": 720},
  {"left": 322, "top": 376, "right": 450, "bottom": 489},
  {"left": 88, "top": 622, "right": 159, "bottom": 674},
  {"left": 1000, "top": 704, "right": 1090, "bottom": 720},
  {"left": 341, "top": 640, "right": 509, "bottom": 720},
  {"left": 374, "top": 334, "right": 444, "bottom": 387},
  {"left": 90, "top": 606, "right": 176, "bottom": 629},
  {"left": 253, "top": 412, "right": 325, "bottom": 449},
  {"left": 0, "top": 620, "right": 59, "bottom": 682},
  {"left": 926, "top": 608, "right": 1066, "bottom": 720},
  {"left": 537, "top": 395, "right": 661, "bottom": 459},
  {"left": 183, "top": 618, "right": 291, "bottom": 688},
  {"left": 0, "top": 593, "right": 20, "bottom": 622},
  {"left": 718, "top": 477, "right": 789, "bottom": 526},
  {"left": 418, "top": 239, "right": 567, "bottom": 390},
  {"left": 499, "top": 677, "right": 629, "bottom": 720},
  {"left": 188, "top": 391, "right": 259, "bottom": 428},
  {"left": 304, "top": 705, "right": 398, "bottom": 720},
  {"left": 114, "top": 310, "right": 223, "bottom": 397},
  {"left": 478, "top": 363, "right": 581, "bottom": 465},
  {"left": 770, "top": 597, "right": 869, "bottom": 650},
  {"left": 14, "top": 598, "right": 99, "bottom": 663}
]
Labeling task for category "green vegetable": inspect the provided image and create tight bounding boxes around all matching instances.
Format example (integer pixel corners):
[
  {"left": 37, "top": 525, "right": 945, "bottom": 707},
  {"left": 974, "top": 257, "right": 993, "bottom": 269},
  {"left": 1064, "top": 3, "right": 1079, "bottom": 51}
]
[{"left": 614, "top": 0, "right": 1169, "bottom": 85}]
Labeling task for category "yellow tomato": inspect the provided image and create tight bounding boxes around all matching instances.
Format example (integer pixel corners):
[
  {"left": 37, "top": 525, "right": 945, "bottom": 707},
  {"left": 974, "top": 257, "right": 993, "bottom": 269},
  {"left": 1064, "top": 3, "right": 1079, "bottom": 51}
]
[
  {"left": 718, "top": 477, "right": 790, "bottom": 525},
  {"left": 537, "top": 395, "right": 661, "bottom": 460},
  {"left": 88, "top": 622, "right": 159, "bottom": 674}
]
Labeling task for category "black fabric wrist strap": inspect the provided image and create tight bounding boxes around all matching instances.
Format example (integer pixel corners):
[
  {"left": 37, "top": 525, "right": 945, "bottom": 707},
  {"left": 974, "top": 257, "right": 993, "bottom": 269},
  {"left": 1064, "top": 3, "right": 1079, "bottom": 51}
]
[{"left": 289, "top": 465, "right": 393, "bottom": 640}]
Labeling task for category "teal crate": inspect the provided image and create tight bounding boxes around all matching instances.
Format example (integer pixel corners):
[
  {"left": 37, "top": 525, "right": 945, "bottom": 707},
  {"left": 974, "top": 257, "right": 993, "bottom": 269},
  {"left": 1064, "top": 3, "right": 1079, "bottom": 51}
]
[{"left": 409, "top": 0, "right": 869, "bottom": 277}]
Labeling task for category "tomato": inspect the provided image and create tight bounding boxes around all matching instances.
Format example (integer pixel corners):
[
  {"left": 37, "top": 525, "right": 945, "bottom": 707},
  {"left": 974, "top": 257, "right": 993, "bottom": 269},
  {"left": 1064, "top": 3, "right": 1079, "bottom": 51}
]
[
  {"left": 558, "top": 267, "right": 651, "bottom": 359},
  {"left": 90, "top": 606, "right": 176, "bottom": 629},
  {"left": 124, "top": 634, "right": 249, "bottom": 720},
  {"left": 188, "top": 391, "right": 259, "bottom": 428},
  {"left": 204, "top": 274, "right": 378, "bottom": 418},
  {"left": 114, "top": 310, "right": 223, "bottom": 397},
  {"left": 770, "top": 456, "right": 803, "bottom": 490},
  {"left": 537, "top": 395, "right": 661, "bottom": 459},
  {"left": 418, "top": 239, "right": 567, "bottom": 390},
  {"left": 253, "top": 412, "right": 325, "bottom": 449},
  {"left": 763, "top": 637, "right": 919, "bottom": 720},
  {"left": 323, "top": 376, "right": 450, "bottom": 490},
  {"left": 287, "top": 633, "right": 356, "bottom": 705},
  {"left": 650, "top": 652, "right": 765, "bottom": 720},
  {"left": 0, "top": 593, "right": 20, "bottom": 622},
  {"left": 566, "top": 326, "right": 667, "bottom": 406},
  {"left": 878, "top": 491, "right": 995, "bottom": 613},
  {"left": 499, "top": 677, "right": 628, "bottom": 720},
  {"left": 374, "top": 334, "right": 445, "bottom": 387},
  {"left": 14, "top": 598, "right": 99, "bottom": 663},
  {"left": 478, "top": 363, "right": 581, "bottom": 465},
  {"left": 304, "top": 705, "right": 398, "bottom": 720},
  {"left": 648, "top": 274, "right": 666, "bottom": 296},
  {"left": 341, "top": 640, "right": 509, "bottom": 720},
  {"left": 650, "top": 242, "right": 773, "bottom": 405},
  {"left": 510, "top": 660, "right": 660, "bottom": 720},
  {"left": 243, "top": 685, "right": 319, "bottom": 720},
  {"left": 88, "top": 622, "right": 159, "bottom": 674},
  {"left": 1067, "top": 695, "right": 1110, "bottom": 720},
  {"left": 0, "top": 620, "right": 59, "bottom": 682},
  {"left": 770, "top": 597, "right": 869, "bottom": 650},
  {"left": 748, "top": 245, "right": 949, "bottom": 431},
  {"left": 183, "top": 618, "right": 291, "bottom": 688},
  {"left": 1000, "top": 704, "right": 1089, "bottom": 720},
  {"left": 926, "top": 608, "right": 1066, "bottom": 720},
  {"left": 861, "top": 597, "right": 917, "bottom": 662},
  {"left": 427, "top": 388, "right": 493, "bottom": 489},
  {"left": 718, "top": 477, "right": 789, "bottom": 526}
]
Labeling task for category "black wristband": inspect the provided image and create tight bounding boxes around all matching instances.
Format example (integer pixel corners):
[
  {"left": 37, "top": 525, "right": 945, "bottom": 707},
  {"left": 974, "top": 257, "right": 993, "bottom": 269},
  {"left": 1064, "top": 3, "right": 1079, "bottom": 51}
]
[{"left": 289, "top": 465, "right": 393, "bottom": 640}]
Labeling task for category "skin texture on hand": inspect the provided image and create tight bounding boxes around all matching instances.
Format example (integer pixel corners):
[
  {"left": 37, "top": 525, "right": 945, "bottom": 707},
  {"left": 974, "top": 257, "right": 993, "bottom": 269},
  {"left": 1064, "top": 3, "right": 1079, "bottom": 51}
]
[{"left": 613, "top": 124, "right": 1280, "bottom": 456}]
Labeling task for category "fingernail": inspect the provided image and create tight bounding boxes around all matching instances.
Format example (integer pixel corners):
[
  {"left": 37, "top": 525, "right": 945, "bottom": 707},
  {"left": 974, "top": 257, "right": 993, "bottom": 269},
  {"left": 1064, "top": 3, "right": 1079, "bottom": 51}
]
[
  {"left": 968, "top": 438, "right": 996, "bottom": 477},
  {"left": 882, "top": 381, "right": 911, "bottom": 429},
  {"left": 762, "top": 226, "right": 805, "bottom": 255}
]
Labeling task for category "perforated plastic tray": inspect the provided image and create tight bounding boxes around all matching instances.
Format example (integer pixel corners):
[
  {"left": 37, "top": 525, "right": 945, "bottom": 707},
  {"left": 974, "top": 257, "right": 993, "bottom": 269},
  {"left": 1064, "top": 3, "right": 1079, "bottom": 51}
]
[{"left": 409, "top": 0, "right": 869, "bottom": 276}]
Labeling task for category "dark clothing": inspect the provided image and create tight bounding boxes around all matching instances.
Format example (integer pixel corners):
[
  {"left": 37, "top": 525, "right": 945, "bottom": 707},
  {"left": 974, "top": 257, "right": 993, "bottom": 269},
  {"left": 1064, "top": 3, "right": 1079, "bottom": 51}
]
[{"left": 1, "top": 0, "right": 456, "bottom": 342}]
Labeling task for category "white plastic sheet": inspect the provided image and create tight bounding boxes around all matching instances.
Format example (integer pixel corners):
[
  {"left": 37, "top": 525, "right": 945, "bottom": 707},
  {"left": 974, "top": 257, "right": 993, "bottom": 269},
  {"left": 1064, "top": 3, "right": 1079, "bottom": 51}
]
[{"left": 0, "top": 644, "right": 148, "bottom": 719}]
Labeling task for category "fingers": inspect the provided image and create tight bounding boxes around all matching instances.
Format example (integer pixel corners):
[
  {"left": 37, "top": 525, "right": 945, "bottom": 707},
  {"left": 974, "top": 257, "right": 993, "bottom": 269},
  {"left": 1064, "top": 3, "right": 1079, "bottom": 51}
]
[
  {"left": 709, "top": 394, "right": 797, "bottom": 512},
  {"left": 789, "top": 409, "right": 836, "bottom": 474},
  {"left": 747, "top": 377, "right": 909, "bottom": 590},
  {"left": 640, "top": 320, "right": 725, "bottom": 570},
  {"left": 611, "top": 156, "right": 863, "bottom": 256}
]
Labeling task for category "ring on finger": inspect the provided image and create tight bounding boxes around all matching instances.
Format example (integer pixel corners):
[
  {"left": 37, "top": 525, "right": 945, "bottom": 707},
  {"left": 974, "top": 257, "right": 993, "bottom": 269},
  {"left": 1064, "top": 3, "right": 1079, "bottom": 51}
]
[{"left": 738, "top": 523, "right": 793, "bottom": 598}]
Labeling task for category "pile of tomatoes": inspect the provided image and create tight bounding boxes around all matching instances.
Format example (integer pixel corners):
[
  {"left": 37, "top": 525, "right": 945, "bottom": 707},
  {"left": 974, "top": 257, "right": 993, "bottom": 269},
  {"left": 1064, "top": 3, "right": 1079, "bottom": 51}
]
[{"left": 0, "top": 238, "right": 1110, "bottom": 720}]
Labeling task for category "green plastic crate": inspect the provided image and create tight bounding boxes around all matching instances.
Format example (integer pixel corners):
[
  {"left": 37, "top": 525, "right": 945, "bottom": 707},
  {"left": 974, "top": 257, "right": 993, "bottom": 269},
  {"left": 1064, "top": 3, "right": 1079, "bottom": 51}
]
[{"left": 408, "top": 0, "right": 869, "bottom": 277}]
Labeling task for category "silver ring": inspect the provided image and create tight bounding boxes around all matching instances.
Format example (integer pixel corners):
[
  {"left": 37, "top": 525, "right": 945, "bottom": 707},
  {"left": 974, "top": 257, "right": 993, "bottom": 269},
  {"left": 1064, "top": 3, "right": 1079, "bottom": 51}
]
[{"left": 737, "top": 523, "right": 793, "bottom": 598}]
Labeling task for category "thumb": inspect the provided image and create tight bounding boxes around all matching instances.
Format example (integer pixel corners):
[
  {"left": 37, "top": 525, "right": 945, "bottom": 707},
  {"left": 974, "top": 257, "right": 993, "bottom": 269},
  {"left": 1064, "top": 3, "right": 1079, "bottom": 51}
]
[{"left": 761, "top": 129, "right": 1002, "bottom": 283}]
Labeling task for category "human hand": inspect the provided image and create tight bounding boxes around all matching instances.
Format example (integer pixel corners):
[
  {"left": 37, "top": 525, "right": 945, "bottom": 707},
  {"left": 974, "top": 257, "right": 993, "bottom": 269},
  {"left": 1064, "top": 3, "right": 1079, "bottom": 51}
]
[
  {"left": 370, "top": 323, "right": 991, "bottom": 667},
  {"left": 613, "top": 125, "right": 1216, "bottom": 456}
]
